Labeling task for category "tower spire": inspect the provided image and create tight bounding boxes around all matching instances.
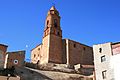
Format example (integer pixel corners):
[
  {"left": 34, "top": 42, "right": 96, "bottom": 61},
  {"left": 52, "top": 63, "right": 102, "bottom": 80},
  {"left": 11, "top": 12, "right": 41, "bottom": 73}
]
[{"left": 50, "top": 6, "right": 56, "bottom": 11}]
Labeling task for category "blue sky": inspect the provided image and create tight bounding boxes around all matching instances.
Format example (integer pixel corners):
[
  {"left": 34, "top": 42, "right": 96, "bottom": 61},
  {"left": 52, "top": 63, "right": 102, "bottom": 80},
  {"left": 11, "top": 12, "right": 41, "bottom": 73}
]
[{"left": 0, "top": 0, "right": 120, "bottom": 61}]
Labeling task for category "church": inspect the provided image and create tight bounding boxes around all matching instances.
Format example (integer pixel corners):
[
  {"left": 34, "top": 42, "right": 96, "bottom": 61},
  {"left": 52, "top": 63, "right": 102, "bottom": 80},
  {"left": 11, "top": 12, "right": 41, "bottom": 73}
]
[{"left": 31, "top": 6, "right": 93, "bottom": 66}]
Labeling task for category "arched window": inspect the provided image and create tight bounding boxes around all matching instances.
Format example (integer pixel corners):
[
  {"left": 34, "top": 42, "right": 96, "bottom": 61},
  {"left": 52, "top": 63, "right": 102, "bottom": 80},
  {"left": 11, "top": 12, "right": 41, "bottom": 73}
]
[
  {"left": 46, "top": 20, "right": 49, "bottom": 29},
  {"left": 54, "top": 19, "right": 57, "bottom": 27},
  {"left": 47, "top": 20, "right": 49, "bottom": 25}
]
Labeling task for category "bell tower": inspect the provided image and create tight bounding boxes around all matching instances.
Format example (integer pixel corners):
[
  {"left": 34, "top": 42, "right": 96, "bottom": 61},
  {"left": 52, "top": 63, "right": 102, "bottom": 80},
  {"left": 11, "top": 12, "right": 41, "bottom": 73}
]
[{"left": 41, "top": 6, "right": 62, "bottom": 64}]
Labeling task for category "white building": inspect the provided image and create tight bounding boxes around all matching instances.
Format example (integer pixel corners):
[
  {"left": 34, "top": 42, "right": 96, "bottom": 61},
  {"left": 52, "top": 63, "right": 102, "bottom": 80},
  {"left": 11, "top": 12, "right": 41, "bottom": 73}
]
[{"left": 93, "top": 42, "right": 120, "bottom": 80}]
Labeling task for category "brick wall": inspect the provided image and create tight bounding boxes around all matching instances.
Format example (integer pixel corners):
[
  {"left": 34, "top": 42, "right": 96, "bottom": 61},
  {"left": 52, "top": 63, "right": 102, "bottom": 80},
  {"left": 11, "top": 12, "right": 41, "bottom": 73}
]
[
  {"left": 48, "top": 34, "right": 62, "bottom": 63},
  {"left": 31, "top": 44, "right": 42, "bottom": 64},
  {"left": 63, "top": 39, "right": 93, "bottom": 65},
  {"left": 0, "top": 44, "right": 8, "bottom": 69},
  {"left": 6, "top": 51, "right": 25, "bottom": 68}
]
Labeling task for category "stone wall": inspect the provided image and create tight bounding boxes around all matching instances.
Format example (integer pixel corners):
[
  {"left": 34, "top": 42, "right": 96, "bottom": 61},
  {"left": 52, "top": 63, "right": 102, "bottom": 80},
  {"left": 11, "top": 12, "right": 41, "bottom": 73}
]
[
  {"left": 0, "top": 76, "right": 20, "bottom": 80},
  {"left": 25, "top": 62, "right": 95, "bottom": 80}
]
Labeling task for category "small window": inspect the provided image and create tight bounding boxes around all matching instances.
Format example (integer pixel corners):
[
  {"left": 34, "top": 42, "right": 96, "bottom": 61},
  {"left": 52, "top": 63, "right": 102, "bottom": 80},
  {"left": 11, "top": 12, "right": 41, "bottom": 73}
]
[
  {"left": 101, "top": 55, "right": 106, "bottom": 62},
  {"left": 83, "top": 47, "right": 85, "bottom": 51},
  {"left": 99, "top": 48, "right": 102, "bottom": 53},
  {"left": 34, "top": 54, "right": 36, "bottom": 58},
  {"left": 38, "top": 54, "right": 39, "bottom": 57},
  {"left": 57, "top": 32, "right": 60, "bottom": 36},
  {"left": 38, "top": 48, "right": 40, "bottom": 50},
  {"left": 102, "top": 70, "right": 107, "bottom": 79},
  {"left": 74, "top": 44, "right": 76, "bottom": 48}
]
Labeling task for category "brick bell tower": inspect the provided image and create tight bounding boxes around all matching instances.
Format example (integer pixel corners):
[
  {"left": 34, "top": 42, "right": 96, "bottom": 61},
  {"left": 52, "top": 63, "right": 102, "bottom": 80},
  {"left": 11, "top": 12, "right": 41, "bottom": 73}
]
[{"left": 41, "top": 6, "right": 62, "bottom": 64}]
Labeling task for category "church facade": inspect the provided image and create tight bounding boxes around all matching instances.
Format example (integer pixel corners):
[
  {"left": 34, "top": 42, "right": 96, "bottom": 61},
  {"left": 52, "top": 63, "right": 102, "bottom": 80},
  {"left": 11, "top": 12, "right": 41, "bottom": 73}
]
[{"left": 31, "top": 6, "right": 93, "bottom": 66}]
